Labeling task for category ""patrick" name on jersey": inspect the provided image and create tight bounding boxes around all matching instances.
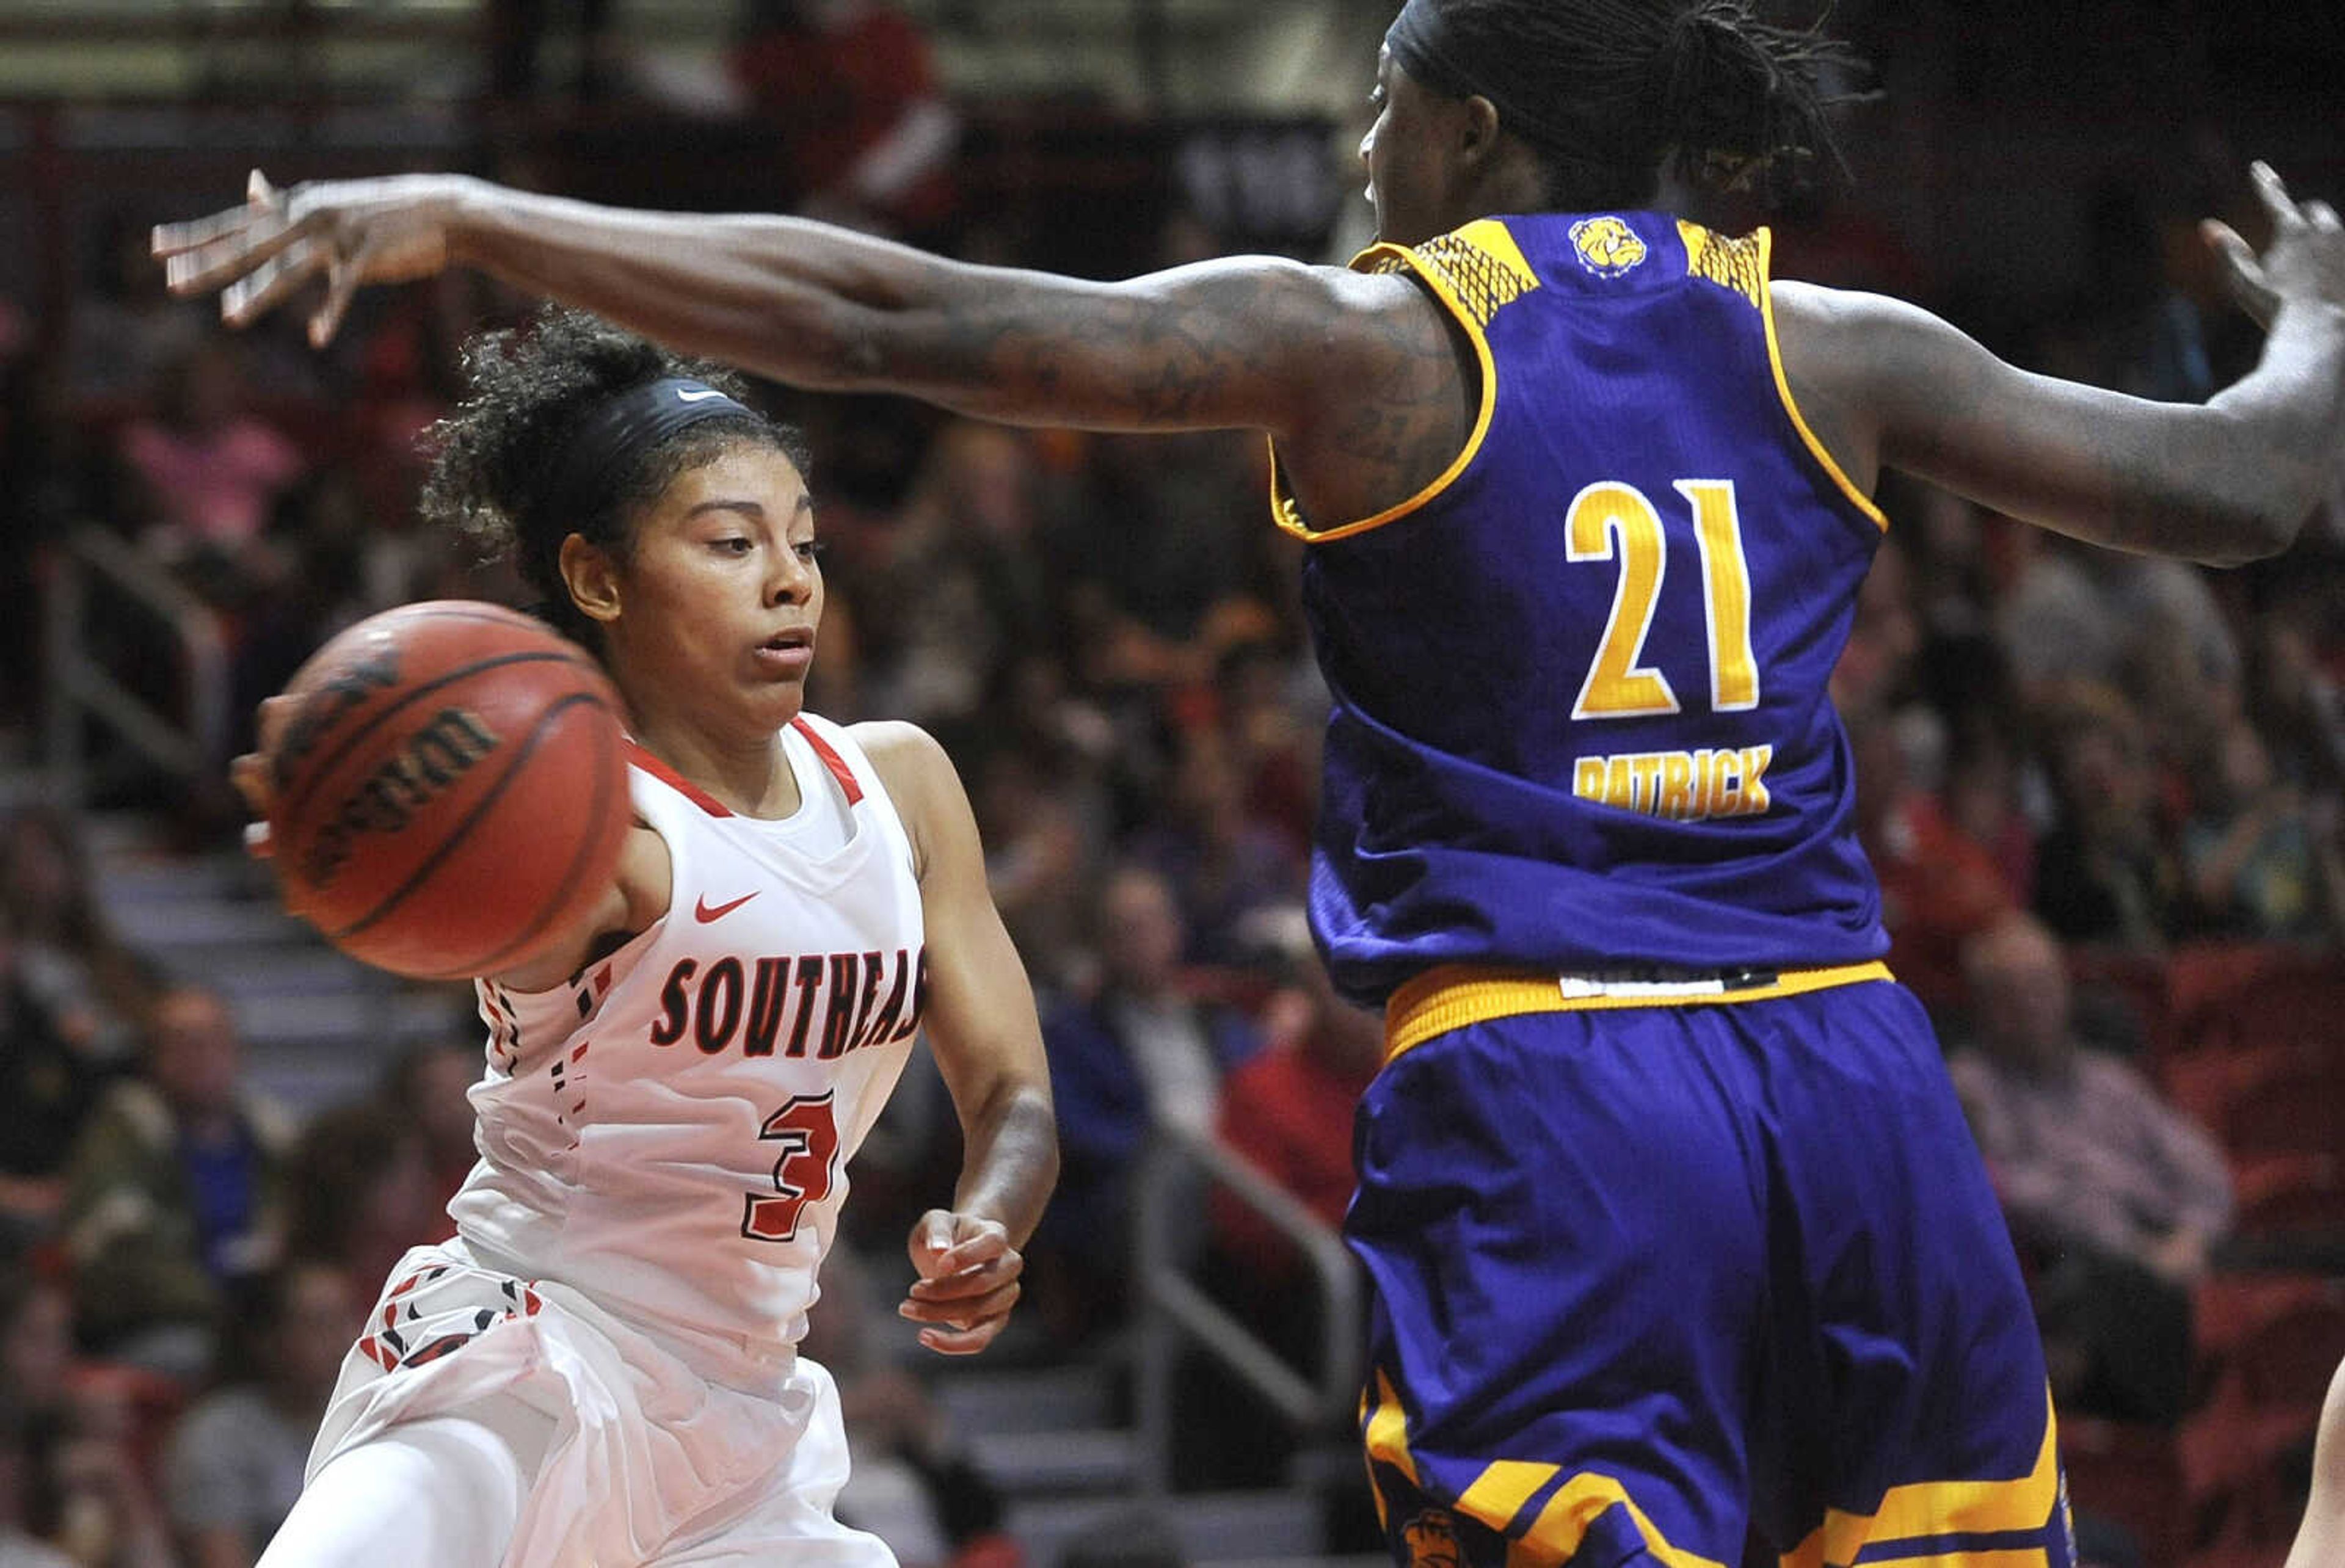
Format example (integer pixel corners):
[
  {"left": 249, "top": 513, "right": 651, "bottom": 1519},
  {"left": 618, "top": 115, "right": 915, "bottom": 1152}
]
[
  {"left": 1571, "top": 744, "right": 1773, "bottom": 822},
  {"left": 648, "top": 946, "right": 927, "bottom": 1059}
]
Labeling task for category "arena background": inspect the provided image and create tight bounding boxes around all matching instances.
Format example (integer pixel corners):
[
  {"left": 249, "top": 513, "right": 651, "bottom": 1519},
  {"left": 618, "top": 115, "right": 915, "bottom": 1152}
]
[{"left": 1, "top": 2, "right": 2343, "bottom": 1566}]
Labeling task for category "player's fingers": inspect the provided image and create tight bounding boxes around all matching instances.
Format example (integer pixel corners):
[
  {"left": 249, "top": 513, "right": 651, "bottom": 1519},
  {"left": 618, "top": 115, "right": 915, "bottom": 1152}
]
[
  {"left": 916, "top": 1314, "right": 1011, "bottom": 1356},
  {"left": 900, "top": 1279, "right": 1020, "bottom": 1326},
  {"left": 222, "top": 234, "right": 332, "bottom": 327},
  {"left": 242, "top": 821, "right": 275, "bottom": 862},
  {"left": 162, "top": 203, "right": 313, "bottom": 297},
  {"left": 151, "top": 204, "right": 263, "bottom": 261},
  {"left": 311, "top": 239, "right": 374, "bottom": 349},
  {"left": 230, "top": 751, "right": 275, "bottom": 817},
  {"left": 2251, "top": 161, "right": 2304, "bottom": 230},
  {"left": 2203, "top": 220, "right": 2278, "bottom": 328},
  {"left": 907, "top": 1210, "right": 956, "bottom": 1268},
  {"left": 906, "top": 1250, "right": 1023, "bottom": 1302},
  {"left": 928, "top": 1227, "right": 1013, "bottom": 1277},
  {"left": 255, "top": 692, "right": 297, "bottom": 754},
  {"left": 2307, "top": 199, "right": 2341, "bottom": 232}
]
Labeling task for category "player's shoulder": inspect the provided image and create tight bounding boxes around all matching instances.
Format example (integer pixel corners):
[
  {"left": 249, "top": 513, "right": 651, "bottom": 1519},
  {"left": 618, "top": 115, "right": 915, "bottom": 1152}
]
[
  {"left": 845, "top": 719, "right": 964, "bottom": 858},
  {"left": 849, "top": 717, "right": 956, "bottom": 815},
  {"left": 1770, "top": 280, "right": 1971, "bottom": 382},
  {"left": 846, "top": 717, "right": 952, "bottom": 783}
]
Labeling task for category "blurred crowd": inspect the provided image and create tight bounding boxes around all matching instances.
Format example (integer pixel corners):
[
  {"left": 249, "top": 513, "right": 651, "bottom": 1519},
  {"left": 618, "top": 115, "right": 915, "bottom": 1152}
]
[{"left": 2, "top": 6, "right": 2344, "bottom": 1564}]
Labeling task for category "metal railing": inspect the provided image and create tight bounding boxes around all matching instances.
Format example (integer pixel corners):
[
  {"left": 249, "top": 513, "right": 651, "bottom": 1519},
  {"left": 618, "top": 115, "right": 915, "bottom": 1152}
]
[
  {"left": 40, "top": 525, "right": 231, "bottom": 807},
  {"left": 1132, "top": 1117, "right": 1363, "bottom": 1499}
]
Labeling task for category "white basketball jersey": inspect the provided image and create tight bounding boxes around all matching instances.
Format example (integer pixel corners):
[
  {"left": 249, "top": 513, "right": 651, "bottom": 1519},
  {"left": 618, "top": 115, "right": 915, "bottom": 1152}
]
[{"left": 448, "top": 713, "right": 924, "bottom": 1352}]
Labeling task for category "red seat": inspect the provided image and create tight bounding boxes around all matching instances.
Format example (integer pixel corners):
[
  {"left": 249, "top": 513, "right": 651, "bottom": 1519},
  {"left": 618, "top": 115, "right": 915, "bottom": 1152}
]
[
  {"left": 2232, "top": 1153, "right": 2345, "bottom": 1239},
  {"left": 2216, "top": 1047, "right": 2345, "bottom": 1158},
  {"left": 2176, "top": 948, "right": 2345, "bottom": 1061}
]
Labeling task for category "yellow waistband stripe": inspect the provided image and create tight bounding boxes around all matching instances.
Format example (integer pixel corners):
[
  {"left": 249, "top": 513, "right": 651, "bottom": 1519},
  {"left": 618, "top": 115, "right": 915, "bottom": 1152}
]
[{"left": 1384, "top": 961, "right": 1894, "bottom": 1063}]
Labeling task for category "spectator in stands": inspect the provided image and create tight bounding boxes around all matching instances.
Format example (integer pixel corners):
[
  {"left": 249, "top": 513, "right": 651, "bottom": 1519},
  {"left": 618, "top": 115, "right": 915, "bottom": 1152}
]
[
  {"left": 1031, "top": 865, "right": 1261, "bottom": 1337},
  {"left": 2249, "top": 613, "right": 2345, "bottom": 797},
  {"left": 115, "top": 336, "right": 304, "bottom": 567},
  {"left": 380, "top": 1039, "right": 482, "bottom": 1218},
  {"left": 0, "top": 1274, "right": 173, "bottom": 1568},
  {"left": 162, "top": 1260, "right": 357, "bottom": 1568},
  {"left": 1949, "top": 915, "right": 2233, "bottom": 1421},
  {"left": 1993, "top": 529, "right": 2238, "bottom": 710},
  {"left": 282, "top": 1101, "right": 445, "bottom": 1302},
  {"left": 975, "top": 746, "right": 1097, "bottom": 985},
  {"left": 61, "top": 210, "right": 203, "bottom": 410},
  {"left": 1852, "top": 714, "right": 2016, "bottom": 1017},
  {"left": 1213, "top": 948, "right": 1381, "bottom": 1287},
  {"left": 1127, "top": 730, "right": 1303, "bottom": 968},
  {"left": 60, "top": 987, "right": 289, "bottom": 1377},
  {"left": 2181, "top": 715, "right": 2345, "bottom": 942},
  {"left": 0, "top": 1277, "right": 72, "bottom": 1447},
  {"left": 1939, "top": 715, "right": 2041, "bottom": 915},
  {"left": 878, "top": 423, "right": 1055, "bottom": 730},
  {"left": 0, "top": 1401, "right": 75, "bottom": 1568},
  {"left": 1209, "top": 638, "right": 1320, "bottom": 863},
  {"left": 729, "top": 0, "right": 960, "bottom": 236},
  {"left": 31, "top": 1391, "right": 175, "bottom": 1568},
  {"left": 2032, "top": 687, "right": 2183, "bottom": 950},
  {"left": 0, "top": 910, "right": 115, "bottom": 1252},
  {"left": 0, "top": 806, "right": 158, "bottom": 1070}
]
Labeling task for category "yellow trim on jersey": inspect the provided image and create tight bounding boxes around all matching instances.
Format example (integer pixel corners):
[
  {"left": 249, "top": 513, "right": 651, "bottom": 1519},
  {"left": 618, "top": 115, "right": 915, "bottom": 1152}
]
[
  {"left": 1847, "top": 1555, "right": 2047, "bottom": 1568},
  {"left": 1363, "top": 1369, "right": 1422, "bottom": 1504},
  {"left": 1780, "top": 1390, "right": 2060, "bottom": 1568},
  {"left": 1513, "top": 1474, "right": 1729, "bottom": 1568},
  {"left": 1383, "top": 960, "right": 1894, "bottom": 1064},
  {"left": 1752, "top": 227, "right": 1889, "bottom": 531},
  {"left": 1456, "top": 1460, "right": 1557, "bottom": 1532},
  {"left": 1270, "top": 218, "right": 1530, "bottom": 544}
]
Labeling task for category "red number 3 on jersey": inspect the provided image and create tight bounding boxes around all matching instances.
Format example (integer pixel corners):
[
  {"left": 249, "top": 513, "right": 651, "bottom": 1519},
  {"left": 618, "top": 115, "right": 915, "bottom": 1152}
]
[{"left": 742, "top": 1092, "right": 840, "bottom": 1243}]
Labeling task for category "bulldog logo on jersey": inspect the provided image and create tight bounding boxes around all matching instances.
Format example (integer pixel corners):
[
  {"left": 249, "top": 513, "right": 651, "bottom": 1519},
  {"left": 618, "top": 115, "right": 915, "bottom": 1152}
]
[
  {"left": 1569, "top": 216, "right": 1648, "bottom": 278},
  {"left": 1400, "top": 1509, "right": 1463, "bottom": 1568}
]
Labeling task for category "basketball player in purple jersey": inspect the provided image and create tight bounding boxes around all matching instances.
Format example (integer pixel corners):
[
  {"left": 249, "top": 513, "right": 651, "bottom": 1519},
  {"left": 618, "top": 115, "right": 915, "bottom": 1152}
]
[{"left": 160, "top": 1, "right": 2345, "bottom": 1563}]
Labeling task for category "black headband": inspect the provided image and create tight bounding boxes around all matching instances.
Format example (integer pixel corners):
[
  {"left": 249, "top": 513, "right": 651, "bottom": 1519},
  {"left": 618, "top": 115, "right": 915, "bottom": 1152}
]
[
  {"left": 539, "top": 376, "right": 760, "bottom": 532},
  {"left": 1383, "top": 0, "right": 1620, "bottom": 165}
]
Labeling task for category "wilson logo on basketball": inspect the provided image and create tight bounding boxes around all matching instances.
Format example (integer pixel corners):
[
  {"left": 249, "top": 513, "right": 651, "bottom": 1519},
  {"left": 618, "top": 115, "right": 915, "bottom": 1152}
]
[
  {"left": 300, "top": 708, "right": 502, "bottom": 890},
  {"left": 649, "top": 946, "right": 927, "bottom": 1060},
  {"left": 274, "top": 645, "right": 402, "bottom": 788}
]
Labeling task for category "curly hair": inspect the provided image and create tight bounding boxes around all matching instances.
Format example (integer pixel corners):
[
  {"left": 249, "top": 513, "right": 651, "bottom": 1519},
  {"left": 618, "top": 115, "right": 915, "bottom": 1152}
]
[{"left": 420, "top": 307, "right": 811, "bottom": 648}]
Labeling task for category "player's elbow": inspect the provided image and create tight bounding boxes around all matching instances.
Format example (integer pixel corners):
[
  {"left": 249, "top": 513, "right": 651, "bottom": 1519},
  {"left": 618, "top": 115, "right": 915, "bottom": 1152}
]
[{"left": 2189, "top": 496, "right": 2303, "bottom": 567}]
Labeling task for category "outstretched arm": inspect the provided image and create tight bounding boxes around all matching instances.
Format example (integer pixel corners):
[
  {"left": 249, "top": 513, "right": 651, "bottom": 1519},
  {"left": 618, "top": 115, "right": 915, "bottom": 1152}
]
[
  {"left": 860, "top": 720, "right": 1058, "bottom": 1357},
  {"left": 153, "top": 173, "right": 1416, "bottom": 443},
  {"left": 1775, "top": 162, "right": 2345, "bottom": 565}
]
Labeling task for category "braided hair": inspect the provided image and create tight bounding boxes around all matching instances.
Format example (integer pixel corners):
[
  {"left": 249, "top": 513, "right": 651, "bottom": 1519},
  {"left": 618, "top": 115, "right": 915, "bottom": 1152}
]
[{"left": 1393, "top": 0, "right": 1866, "bottom": 211}]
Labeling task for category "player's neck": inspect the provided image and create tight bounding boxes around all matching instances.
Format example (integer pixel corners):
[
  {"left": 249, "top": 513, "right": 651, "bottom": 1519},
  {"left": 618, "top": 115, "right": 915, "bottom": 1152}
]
[{"left": 628, "top": 709, "right": 806, "bottom": 821}]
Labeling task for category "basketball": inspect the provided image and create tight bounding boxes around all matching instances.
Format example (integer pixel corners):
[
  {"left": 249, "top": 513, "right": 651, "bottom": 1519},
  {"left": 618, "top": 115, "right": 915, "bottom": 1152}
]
[{"left": 267, "top": 601, "right": 631, "bottom": 981}]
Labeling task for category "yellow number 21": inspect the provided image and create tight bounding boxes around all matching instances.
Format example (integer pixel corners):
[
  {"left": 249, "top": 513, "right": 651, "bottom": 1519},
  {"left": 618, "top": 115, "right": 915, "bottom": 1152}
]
[{"left": 1565, "top": 478, "right": 1759, "bottom": 721}]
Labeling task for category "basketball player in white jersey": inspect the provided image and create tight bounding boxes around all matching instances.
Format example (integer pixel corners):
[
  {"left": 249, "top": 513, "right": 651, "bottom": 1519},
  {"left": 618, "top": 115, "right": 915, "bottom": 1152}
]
[{"left": 230, "top": 309, "right": 1059, "bottom": 1567}]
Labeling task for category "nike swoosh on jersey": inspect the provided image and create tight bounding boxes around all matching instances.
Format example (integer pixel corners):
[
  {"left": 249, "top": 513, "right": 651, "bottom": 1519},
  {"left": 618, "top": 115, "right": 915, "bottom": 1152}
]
[{"left": 694, "top": 891, "right": 759, "bottom": 923}]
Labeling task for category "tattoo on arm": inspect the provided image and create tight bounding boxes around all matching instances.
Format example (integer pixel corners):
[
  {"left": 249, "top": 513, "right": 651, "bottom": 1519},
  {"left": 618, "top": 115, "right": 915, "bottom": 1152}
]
[{"left": 861, "top": 261, "right": 1474, "bottom": 523}]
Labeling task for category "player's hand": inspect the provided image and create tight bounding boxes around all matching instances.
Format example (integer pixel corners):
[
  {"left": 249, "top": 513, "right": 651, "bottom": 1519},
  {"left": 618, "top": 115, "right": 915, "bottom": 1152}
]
[
  {"left": 901, "top": 1209, "right": 1023, "bottom": 1356},
  {"left": 152, "top": 169, "right": 474, "bottom": 349},
  {"left": 228, "top": 692, "right": 297, "bottom": 861},
  {"left": 2203, "top": 162, "right": 2345, "bottom": 331}
]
